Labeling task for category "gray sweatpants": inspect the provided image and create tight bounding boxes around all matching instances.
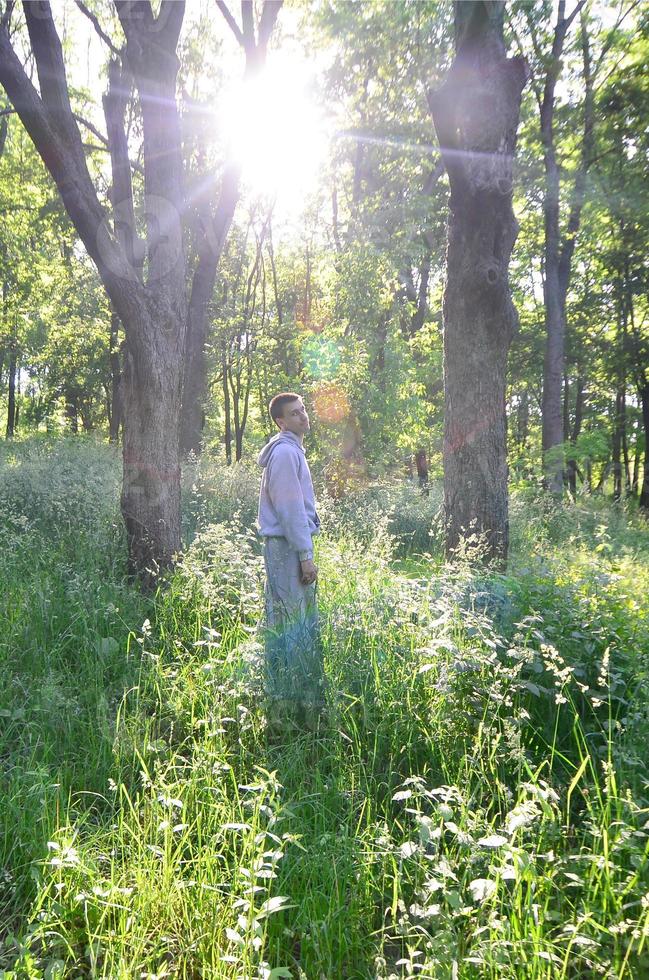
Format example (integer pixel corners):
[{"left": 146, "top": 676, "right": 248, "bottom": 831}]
[{"left": 263, "top": 536, "right": 324, "bottom": 705}]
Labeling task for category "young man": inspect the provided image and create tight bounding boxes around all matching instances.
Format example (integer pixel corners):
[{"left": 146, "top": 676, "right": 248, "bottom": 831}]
[{"left": 257, "top": 392, "right": 324, "bottom": 710}]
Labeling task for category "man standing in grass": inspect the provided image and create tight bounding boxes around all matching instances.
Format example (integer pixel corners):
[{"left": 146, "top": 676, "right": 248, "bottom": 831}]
[{"left": 257, "top": 392, "right": 324, "bottom": 718}]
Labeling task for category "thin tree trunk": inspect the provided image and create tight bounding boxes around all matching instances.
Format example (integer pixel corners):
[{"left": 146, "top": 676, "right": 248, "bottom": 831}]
[
  {"left": 537, "top": 1, "right": 589, "bottom": 492},
  {"left": 180, "top": 163, "right": 240, "bottom": 456},
  {"left": 566, "top": 375, "right": 584, "bottom": 495},
  {"left": 180, "top": 5, "right": 281, "bottom": 455},
  {"left": 222, "top": 344, "right": 232, "bottom": 465},
  {"left": 229, "top": 363, "right": 241, "bottom": 462},
  {"left": 80, "top": 401, "right": 93, "bottom": 432},
  {"left": 639, "top": 385, "right": 649, "bottom": 513},
  {"left": 428, "top": 1, "right": 528, "bottom": 564},
  {"left": 613, "top": 389, "right": 624, "bottom": 502},
  {"left": 622, "top": 406, "right": 631, "bottom": 494},
  {"left": 5, "top": 338, "right": 16, "bottom": 439},
  {"left": 518, "top": 389, "right": 529, "bottom": 449},
  {"left": 631, "top": 422, "right": 640, "bottom": 496},
  {"left": 415, "top": 449, "right": 429, "bottom": 496},
  {"left": 65, "top": 389, "right": 79, "bottom": 434},
  {"left": 595, "top": 459, "right": 611, "bottom": 494}
]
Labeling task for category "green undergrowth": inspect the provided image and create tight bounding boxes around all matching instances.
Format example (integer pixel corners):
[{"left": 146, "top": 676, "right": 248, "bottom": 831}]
[{"left": 1, "top": 438, "right": 648, "bottom": 978}]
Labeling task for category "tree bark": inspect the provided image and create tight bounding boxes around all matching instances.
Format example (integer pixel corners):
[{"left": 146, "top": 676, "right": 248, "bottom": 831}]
[
  {"left": 0, "top": 2, "right": 185, "bottom": 583},
  {"left": 0, "top": 1, "right": 281, "bottom": 584},
  {"left": 222, "top": 344, "right": 232, "bottom": 465},
  {"left": 612, "top": 388, "right": 625, "bottom": 502},
  {"left": 109, "top": 310, "right": 122, "bottom": 443},
  {"left": 415, "top": 449, "right": 429, "bottom": 496},
  {"left": 180, "top": 162, "right": 241, "bottom": 456},
  {"left": 428, "top": 0, "right": 528, "bottom": 564},
  {"left": 538, "top": 1, "right": 590, "bottom": 492},
  {"left": 65, "top": 388, "right": 79, "bottom": 434},
  {"left": 631, "top": 421, "right": 640, "bottom": 496},
  {"left": 5, "top": 337, "right": 16, "bottom": 439},
  {"left": 566, "top": 374, "right": 584, "bottom": 495},
  {"left": 639, "top": 385, "right": 649, "bottom": 513}
]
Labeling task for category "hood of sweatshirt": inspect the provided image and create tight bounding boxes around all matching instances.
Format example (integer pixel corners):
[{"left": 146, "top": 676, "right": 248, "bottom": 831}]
[{"left": 257, "top": 430, "right": 305, "bottom": 468}]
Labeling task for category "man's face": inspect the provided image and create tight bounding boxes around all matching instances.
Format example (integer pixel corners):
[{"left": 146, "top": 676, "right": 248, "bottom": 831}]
[{"left": 278, "top": 398, "right": 310, "bottom": 436}]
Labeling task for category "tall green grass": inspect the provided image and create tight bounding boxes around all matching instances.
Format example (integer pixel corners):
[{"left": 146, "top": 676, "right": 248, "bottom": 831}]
[{"left": 1, "top": 438, "right": 648, "bottom": 978}]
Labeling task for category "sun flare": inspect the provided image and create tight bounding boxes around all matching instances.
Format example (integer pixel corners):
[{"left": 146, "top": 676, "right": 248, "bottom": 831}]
[{"left": 217, "top": 53, "right": 329, "bottom": 212}]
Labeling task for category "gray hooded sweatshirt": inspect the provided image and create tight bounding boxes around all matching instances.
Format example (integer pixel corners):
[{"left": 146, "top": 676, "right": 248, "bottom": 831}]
[{"left": 257, "top": 431, "right": 320, "bottom": 558}]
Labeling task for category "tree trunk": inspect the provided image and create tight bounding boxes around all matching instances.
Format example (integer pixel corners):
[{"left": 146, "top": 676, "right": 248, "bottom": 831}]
[
  {"left": 631, "top": 422, "right": 640, "bottom": 496},
  {"left": 538, "top": 1, "right": 591, "bottom": 493},
  {"left": 415, "top": 449, "right": 429, "bottom": 496},
  {"left": 80, "top": 400, "right": 93, "bottom": 432},
  {"left": 622, "top": 405, "right": 631, "bottom": 494},
  {"left": 639, "top": 385, "right": 649, "bottom": 513},
  {"left": 541, "top": 148, "right": 565, "bottom": 492},
  {"left": 566, "top": 375, "right": 584, "bottom": 495},
  {"left": 0, "top": 2, "right": 188, "bottom": 584},
  {"left": 518, "top": 389, "right": 529, "bottom": 449},
  {"left": 428, "top": 1, "right": 528, "bottom": 565},
  {"left": 65, "top": 388, "right": 79, "bottom": 434},
  {"left": 612, "top": 388, "right": 624, "bottom": 502},
  {"left": 5, "top": 340, "right": 16, "bottom": 439},
  {"left": 222, "top": 345, "right": 232, "bottom": 465},
  {"left": 180, "top": 163, "right": 241, "bottom": 456},
  {"left": 109, "top": 310, "right": 122, "bottom": 443},
  {"left": 120, "top": 330, "right": 183, "bottom": 583},
  {"left": 179, "top": 4, "right": 281, "bottom": 456},
  {"left": 114, "top": 4, "right": 188, "bottom": 584}
]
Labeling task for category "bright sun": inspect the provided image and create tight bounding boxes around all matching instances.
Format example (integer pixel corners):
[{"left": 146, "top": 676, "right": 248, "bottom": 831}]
[{"left": 217, "top": 52, "right": 329, "bottom": 212}]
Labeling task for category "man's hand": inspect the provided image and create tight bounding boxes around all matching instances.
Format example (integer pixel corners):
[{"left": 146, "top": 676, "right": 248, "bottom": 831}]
[{"left": 300, "top": 558, "right": 318, "bottom": 585}]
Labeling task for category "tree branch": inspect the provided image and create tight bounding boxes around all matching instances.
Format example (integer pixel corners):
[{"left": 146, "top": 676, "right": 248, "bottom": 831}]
[
  {"left": 1, "top": 0, "right": 14, "bottom": 31},
  {"left": 0, "top": 16, "right": 142, "bottom": 321},
  {"left": 241, "top": 0, "right": 255, "bottom": 52},
  {"left": 257, "top": 0, "right": 282, "bottom": 50},
  {"left": 73, "top": 0, "right": 121, "bottom": 56},
  {"left": 215, "top": 0, "right": 244, "bottom": 47},
  {"left": 23, "top": 1, "right": 88, "bottom": 170},
  {"left": 156, "top": 0, "right": 185, "bottom": 50},
  {"left": 103, "top": 57, "right": 144, "bottom": 274},
  {"left": 73, "top": 111, "right": 108, "bottom": 146},
  {"left": 563, "top": 0, "right": 588, "bottom": 33}
]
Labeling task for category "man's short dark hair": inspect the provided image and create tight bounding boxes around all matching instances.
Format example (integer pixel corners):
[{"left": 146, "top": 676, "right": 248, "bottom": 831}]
[{"left": 269, "top": 392, "right": 301, "bottom": 423}]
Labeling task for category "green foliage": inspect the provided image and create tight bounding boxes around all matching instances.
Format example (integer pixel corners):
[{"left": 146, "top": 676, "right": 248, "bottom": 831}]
[{"left": 1, "top": 441, "right": 649, "bottom": 977}]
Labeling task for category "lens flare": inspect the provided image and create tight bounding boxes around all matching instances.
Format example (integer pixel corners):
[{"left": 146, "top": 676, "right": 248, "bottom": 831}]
[
  {"left": 312, "top": 383, "right": 350, "bottom": 424},
  {"left": 302, "top": 337, "right": 340, "bottom": 381}
]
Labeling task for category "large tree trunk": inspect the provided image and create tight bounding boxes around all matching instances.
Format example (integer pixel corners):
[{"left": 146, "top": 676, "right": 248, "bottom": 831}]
[
  {"left": 120, "top": 330, "right": 183, "bottom": 580},
  {"left": 0, "top": 3, "right": 186, "bottom": 583},
  {"left": 0, "top": 1, "right": 281, "bottom": 583},
  {"left": 118, "top": 8, "right": 188, "bottom": 583},
  {"left": 109, "top": 310, "right": 122, "bottom": 444},
  {"left": 428, "top": 1, "right": 528, "bottom": 565}
]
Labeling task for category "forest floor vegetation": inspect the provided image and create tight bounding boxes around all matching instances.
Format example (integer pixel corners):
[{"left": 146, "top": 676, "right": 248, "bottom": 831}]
[{"left": 1, "top": 438, "right": 648, "bottom": 979}]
